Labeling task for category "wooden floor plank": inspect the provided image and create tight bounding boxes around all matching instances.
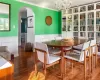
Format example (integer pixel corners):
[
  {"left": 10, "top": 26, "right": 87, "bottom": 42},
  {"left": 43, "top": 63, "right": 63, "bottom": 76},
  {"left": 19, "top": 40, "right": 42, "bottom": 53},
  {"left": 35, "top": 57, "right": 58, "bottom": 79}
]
[{"left": 13, "top": 48, "right": 100, "bottom": 80}]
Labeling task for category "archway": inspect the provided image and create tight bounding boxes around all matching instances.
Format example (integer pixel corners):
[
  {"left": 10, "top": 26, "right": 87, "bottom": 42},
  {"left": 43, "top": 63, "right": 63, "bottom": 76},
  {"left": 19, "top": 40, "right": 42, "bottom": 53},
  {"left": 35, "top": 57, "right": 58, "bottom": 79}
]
[{"left": 18, "top": 7, "right": 35, "bottom": 48}]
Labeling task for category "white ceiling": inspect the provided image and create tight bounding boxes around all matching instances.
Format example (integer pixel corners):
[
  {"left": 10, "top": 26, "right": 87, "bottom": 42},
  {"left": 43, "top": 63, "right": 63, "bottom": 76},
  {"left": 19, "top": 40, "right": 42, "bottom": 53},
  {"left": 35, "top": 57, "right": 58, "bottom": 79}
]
[{"left": 20, "top": 0, "right": 100, "bottom": 10}]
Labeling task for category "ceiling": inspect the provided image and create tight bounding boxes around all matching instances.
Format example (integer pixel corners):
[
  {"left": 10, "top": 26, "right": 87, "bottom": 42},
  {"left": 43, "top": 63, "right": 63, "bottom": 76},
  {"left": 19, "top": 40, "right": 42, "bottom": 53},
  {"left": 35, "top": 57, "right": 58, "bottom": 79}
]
[{"left": 20, "top": 0, "right": 100, "bottom": 10}]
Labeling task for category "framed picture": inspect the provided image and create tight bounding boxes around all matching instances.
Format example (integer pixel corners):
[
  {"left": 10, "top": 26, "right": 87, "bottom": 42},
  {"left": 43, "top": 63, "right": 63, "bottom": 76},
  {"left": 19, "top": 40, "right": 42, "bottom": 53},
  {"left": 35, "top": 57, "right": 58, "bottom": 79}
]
[
  {"left": 45, "top": 16, "right": 52, "bottom": 26},
  {"left": 27, "top": 16, "right": 33, "bottom": 28}
]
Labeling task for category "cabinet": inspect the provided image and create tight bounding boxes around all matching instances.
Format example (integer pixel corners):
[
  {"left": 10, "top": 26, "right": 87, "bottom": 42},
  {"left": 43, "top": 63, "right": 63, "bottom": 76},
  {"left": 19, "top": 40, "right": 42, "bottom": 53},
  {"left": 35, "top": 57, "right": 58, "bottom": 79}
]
[{"left": 65, "top": 2, "right": 100, "bottom": 42}]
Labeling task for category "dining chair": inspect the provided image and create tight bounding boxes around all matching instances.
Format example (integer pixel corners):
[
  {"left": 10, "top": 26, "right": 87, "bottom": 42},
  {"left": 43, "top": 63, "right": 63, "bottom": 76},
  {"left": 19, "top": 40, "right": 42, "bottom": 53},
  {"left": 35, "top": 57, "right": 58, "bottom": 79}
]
[
  {"left": 34, "top": 42, "right": 61, "bottom": 77},
  {"left": 89, "top": 39, "right": 98, "bottom": 72},
  {"left": 73, "top": 44, "right": 83, "bottom": 51},
  {"left": 64, "top": 41, "right": 90, "bottom": 80},
  {"left": 72, "top": 39, "right": 88, "bottom": 53}
]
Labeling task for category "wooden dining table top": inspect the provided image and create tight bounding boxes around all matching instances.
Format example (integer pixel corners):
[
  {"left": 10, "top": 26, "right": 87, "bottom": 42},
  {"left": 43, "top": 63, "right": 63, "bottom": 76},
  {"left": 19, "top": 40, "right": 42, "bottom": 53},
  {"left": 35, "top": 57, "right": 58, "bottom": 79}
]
[{"left": 44, "top": 38, "right": 87, "bottom": 47}]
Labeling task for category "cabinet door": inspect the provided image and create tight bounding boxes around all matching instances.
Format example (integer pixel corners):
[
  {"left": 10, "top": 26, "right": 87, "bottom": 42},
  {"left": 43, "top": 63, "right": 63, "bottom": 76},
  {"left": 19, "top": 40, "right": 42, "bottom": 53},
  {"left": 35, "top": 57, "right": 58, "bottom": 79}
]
[
  {"left": 87, "top": 12, "right": 94, "bottom": 31},
  {"left": 73, "top": 14, "right": 78, "bottom": 31},
  {"left": 88, "top": 4, "right": 94, "bottom": 11},
  {"left": 67, "top": 15, "right": 72, "bottom": 31}
]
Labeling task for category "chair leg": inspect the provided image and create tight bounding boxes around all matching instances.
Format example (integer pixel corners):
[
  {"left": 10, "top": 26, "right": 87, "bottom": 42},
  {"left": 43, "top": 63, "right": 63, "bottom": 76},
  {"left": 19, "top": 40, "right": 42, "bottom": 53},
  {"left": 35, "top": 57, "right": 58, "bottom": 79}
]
[
  {"left": 89, "top": 55, "right": 91, "bottom": 74},
  {"left": 71, "top": 61, "right": 74, "bottom": 75},
  {"left": 91, "top": 54, "right": 93, "bottom": 73},
  {"left": 64, "top": 59, "right": 66, "bottom": 75},
  {"left": 84, "top": 56, "right": 87, "bottom": 80},
  {"left": 95, "top": 54, "right": 97, "bottom": 68},
  {"left": 43, "top": 64, "right": 46, "bottom": 77}
]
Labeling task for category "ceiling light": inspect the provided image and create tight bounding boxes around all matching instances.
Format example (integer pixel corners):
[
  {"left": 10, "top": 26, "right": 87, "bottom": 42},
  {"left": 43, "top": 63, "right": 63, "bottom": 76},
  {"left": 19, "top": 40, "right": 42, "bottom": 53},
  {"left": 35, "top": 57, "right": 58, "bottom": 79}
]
[{"left": 55, "top": 0, "right": 72, "bottom": 12}]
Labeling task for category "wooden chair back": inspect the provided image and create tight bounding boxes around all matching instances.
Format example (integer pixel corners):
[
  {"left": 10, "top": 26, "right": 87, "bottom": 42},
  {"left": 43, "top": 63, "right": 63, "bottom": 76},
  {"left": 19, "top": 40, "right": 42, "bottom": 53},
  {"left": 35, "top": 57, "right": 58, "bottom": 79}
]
[
  {"left": 79, "top": 41, "right": 90, "bottom": 61},
  {"left": 90, "top": 39, "right": 97, "bottom": 54},
  {"left": 35, "top": 42, "right": 50, "bottom": 64}
]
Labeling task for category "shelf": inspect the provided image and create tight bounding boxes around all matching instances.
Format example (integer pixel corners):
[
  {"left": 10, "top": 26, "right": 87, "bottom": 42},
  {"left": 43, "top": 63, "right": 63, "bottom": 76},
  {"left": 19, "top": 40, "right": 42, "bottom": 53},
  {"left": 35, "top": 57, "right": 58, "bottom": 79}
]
[
  {"left": 80, "top": 25, "right": 85, "bottom": 26},
  {"left": 88, "top": 18, "right": 94, "bottom": 19},
  {"left": 74, "top": 25, "right": 78, "bottom": 26},
  {"left": 80, "top": 19, "right": 85, "bottom": 21},
  {"left": 80, "top": 31, "right": 86, "bottom": 32},
  {"left": 74, "top": 19, "right": 78, "bottom": 20},
  {"left": 87, "top": 31, "right": 94, "bottom": 32},
  {"left": 96, "top": 17, "right": 100, "bottom": 19},
  {"left": 73, "top": 31, "right": 79, "bottom": 32},
  {"left": 88, "top": 25, "right": 94, "bottom": 26},
  {"left": 88, "top": 37, "right": 94, "bottom": 38},
  {"left": 96, "top": 24, "right": 100, "bottom": 25}
]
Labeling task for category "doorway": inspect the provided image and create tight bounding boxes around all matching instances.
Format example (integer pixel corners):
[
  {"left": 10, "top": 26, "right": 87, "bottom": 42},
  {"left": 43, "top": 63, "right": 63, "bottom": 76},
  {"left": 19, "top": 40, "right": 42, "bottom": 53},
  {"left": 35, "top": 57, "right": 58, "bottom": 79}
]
[{"left": 18, "top": 7, "right": 35, "bottom": 48}]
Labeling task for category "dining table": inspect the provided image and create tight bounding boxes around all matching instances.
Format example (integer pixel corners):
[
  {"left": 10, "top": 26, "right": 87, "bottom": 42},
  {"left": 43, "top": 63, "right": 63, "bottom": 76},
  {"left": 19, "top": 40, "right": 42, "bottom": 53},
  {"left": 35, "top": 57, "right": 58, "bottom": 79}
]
[{"left": 44, "top": 38, "right": 87, "bottom": 80}]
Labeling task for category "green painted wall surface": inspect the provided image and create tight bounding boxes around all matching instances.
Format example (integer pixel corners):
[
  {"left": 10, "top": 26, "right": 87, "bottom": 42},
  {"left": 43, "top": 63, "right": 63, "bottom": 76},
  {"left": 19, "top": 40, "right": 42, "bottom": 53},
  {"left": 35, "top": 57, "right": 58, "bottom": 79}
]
[{"left": 0, "top": 0, "right": 61, "bottom": 37}]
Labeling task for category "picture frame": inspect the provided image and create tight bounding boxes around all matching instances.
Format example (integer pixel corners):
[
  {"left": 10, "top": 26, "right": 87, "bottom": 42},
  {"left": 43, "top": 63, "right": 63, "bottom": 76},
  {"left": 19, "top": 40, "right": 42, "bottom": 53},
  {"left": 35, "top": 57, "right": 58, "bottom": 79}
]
[
  {"left": 45, "top": 16, "right": 52, "bottom": 26},
  {"left": 27, "top": 16, "right": 33, "bottom": 28}
]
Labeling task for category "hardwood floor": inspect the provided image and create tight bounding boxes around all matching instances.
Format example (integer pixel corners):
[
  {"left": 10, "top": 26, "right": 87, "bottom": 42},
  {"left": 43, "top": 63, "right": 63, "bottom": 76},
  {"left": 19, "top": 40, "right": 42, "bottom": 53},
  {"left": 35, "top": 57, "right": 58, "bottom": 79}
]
[{"left": 13, "top": 48, "right": 100, "bottom": 80}]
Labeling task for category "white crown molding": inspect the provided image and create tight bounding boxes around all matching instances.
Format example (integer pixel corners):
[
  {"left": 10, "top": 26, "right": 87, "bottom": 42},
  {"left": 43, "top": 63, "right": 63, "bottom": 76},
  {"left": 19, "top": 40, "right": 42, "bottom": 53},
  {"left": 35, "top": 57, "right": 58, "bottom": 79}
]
[{"left": 16, "top": 0, "right": 59, "bottom": 12}]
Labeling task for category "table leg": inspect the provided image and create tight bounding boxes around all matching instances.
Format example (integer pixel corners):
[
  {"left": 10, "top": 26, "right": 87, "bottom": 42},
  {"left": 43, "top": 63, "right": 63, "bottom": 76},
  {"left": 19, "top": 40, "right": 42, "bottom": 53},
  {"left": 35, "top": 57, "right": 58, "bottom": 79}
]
[{"left": 60, "top": 47, "right": 65, "bottom": 80}]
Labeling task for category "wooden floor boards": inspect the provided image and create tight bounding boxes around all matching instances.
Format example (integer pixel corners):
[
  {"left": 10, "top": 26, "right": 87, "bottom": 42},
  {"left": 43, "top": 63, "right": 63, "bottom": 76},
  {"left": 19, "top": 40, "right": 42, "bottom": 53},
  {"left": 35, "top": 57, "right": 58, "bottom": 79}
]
[{"left": 13, "top": 48, "right": 100, "bottom": 80}]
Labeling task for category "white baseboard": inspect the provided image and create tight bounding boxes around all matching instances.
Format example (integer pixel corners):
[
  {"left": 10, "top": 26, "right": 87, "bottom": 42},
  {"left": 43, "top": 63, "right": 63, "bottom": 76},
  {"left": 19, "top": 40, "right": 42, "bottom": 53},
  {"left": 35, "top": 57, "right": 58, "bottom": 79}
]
[{"left": 0, "top": 36, "right": 18, "bottom": 57}]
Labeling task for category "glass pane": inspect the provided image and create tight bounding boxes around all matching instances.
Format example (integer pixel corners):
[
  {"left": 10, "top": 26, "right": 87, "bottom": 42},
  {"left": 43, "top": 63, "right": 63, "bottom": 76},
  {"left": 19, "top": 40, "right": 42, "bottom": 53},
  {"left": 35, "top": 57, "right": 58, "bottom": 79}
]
[
  {"left": 96, "top": 32, "right": 100, "bottom": 43},
  {"left": 67, "top": 15, "right": 72, "bottom": 31},
  {"left": 74, "top": 14, "right": 78, "bottom": 25},
  {"left": 80, "top": 32, "right": 86, "bottom": 37},
  {"left": 96, "top": 32, "right": 100, "bottom": 37},
  {"left": 96, "top": 11, "right": 100, "bottom": 31},
  {"left": 80, "top": 6, "right": 86, "bottom": 12},
  {"left": 68, "top": 9, "right": 72, "bottom": 14},
  {"left": 62, "top": 17, "right": 66, "bottom": 31},
  {"left": 73, "top": 32, "right": 78, "bottom": 37},
  {"left": 96, "top": 3, "right": 100, "bottom": 9},
  {"left": 80, "top": 13, "right": 86, "bottom": 31},
  {"left": 73, "top": 8, "right": 78, "bottom": 13},
  {"left": 96, "top": 11, "right": 100, "bottom": 24},
  {"left": 73, "top": 26, "right": 78, "bottom": 31},
  {"left": 88, "top": 12, "right": 94, "bottom": 31},
  {"left": 73, "top": 14, "right": 78, "bottom": 31},
  {"left": 88, "top": 4, "right": 94, "bottom": 11},
  {"left": 88, "top": 32, "right": 94, "bottom": 37},
  {"left": 96, "top": 25, "right": 100, "bottom": 31}
]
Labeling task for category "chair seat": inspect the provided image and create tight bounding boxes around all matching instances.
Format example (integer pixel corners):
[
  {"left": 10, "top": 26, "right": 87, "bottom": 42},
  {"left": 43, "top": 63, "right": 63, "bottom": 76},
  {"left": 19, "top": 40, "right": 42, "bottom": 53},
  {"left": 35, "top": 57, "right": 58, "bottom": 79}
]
[
  {"left": 73, "top": 50, "right": 81, "bottom": 54},
  {"left": 49, "top": 48, "right": 61, "bottom": 55},
  {"left": 49, "top": 54, "right": 60, "bottom": 64},
  {"left": 64, "top": 47, "right": 72, "bottom": 51},
  {"left": 64, "top": 53, "right": 80, "bottom": 62},
  {"left": 73, "top": 44, "right": 83, "bottom": 50}
]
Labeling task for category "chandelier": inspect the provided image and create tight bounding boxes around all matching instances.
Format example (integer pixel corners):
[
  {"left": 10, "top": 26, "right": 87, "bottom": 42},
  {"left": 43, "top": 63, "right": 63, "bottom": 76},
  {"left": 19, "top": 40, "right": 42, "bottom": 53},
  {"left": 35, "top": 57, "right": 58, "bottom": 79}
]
[{"left": 55, "top": 0, "right": 72, "bottom": 12}]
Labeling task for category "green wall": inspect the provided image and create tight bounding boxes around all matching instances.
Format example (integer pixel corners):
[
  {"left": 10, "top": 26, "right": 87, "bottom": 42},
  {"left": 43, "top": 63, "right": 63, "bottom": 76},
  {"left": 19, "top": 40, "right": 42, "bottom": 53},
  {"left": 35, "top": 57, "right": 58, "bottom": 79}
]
[{"left": 0, "top": 0, "right": 61, "bottom": 37}]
